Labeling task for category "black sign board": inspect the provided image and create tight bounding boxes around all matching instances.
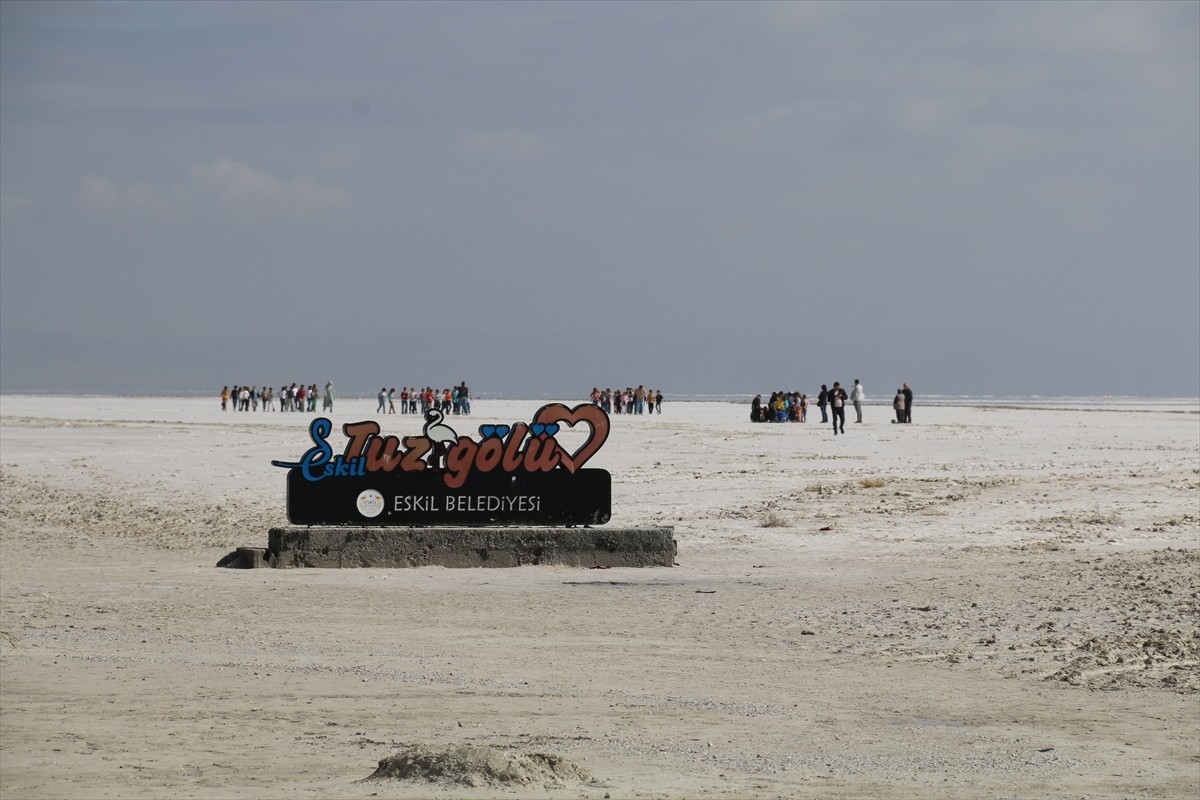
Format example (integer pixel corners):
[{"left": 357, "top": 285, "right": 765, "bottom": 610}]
[
  {"left": 272, "top": 403, "right": 614, "bottom": 527},
  {"left": 285, "top": 467, "right": 611, "bottom": 526}
]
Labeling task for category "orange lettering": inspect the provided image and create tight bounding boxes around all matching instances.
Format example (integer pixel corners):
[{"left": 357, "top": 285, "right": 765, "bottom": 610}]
[
  {"left": 343, "top": 421, "right": 380, "bottom": 459},
  {"left": 401, "top": 436, "right": 432, "bottom": 472},
  {"left": 475, "top": 438, "right": 503, "bottom": 473},
  {"left": 523, "top": 435, "right": 561, "bottom": 472},
  {"left": 502, "top": 423, "right": 530, "bottom": 472},
  {"left": 443, "top": 438, "right": 479, "bottom": 489},
  {"left": 365, "top": 435, "right": 404, "bottom": 472}
]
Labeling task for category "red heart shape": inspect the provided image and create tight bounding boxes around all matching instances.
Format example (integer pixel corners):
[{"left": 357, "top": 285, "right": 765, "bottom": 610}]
[{"left": 532, "top": 403, "right": 610, "bottom": 474}]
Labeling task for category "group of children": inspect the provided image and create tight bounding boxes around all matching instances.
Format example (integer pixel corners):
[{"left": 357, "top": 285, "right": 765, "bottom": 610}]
[
  {"left": 221, "top": 383, "right": 334, "bottom": 413},
  {"left": 377, "top": 384, "right": 471, "bottom": 416},
  {"left": 750, "top": 391, "right": 810, "bottom": 423}
]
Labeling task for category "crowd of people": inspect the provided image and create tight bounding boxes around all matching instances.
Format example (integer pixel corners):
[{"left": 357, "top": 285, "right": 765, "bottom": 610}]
[
  {"left": 751, "top": 380, "right": 912, "bottom": 433},
  {"left": 588, "top": 386, "right": 664, "bottom": 414},
  {"left": 376, "top": 384, "right": 471, "bottom": 416},
  {"left": 221, "top": 382, "right": 335, "bottom": 413},
  {"left": 219, "top": 381, "right": 472, "bottom": 416},
  {"left": 217, "top": 380, "right": 919, "bottom": 430}
]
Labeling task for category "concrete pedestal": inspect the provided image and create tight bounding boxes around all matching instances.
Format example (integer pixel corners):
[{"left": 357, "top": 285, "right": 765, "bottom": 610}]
[{"left": 221, "top": 527, "right": 676, "bottom": 569}]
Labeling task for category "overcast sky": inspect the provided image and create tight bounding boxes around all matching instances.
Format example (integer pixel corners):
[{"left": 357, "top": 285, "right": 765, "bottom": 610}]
[{"left": 2, "top": 1, "right": 1197, "bottom": 398}]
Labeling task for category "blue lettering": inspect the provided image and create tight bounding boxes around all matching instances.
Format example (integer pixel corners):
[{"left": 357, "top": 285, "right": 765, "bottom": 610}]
[{"left": 271, "top": 418, "right": 335, "bottom": 481}]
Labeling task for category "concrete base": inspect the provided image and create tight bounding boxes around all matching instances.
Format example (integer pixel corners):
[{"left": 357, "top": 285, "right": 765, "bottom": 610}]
[
  {"left": 221, "top": 527, "right": 676, "bottom": 569},
  {"left": 215, "top": 546, "right": 268, "bottom": 569}
]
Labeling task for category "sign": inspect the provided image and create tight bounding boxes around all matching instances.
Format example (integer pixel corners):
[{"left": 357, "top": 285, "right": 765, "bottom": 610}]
[{"left": 271, "top": 403, "right": 612, "bottom": 526}]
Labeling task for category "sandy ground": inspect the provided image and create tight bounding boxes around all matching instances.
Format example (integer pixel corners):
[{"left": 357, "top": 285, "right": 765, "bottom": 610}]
[{"left": 1, "top": 395, "right": 1197, "bottom": 799}]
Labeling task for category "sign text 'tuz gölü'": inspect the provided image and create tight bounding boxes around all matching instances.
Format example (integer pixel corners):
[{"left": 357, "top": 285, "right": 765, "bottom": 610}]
[{"left": 272, "top": 403, "right": 612, "bottom": 526}]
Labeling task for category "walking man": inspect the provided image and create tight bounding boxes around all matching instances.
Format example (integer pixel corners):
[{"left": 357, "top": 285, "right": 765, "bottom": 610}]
[{"left": 830, "top": 381, "right": 847, "bottom": 435}]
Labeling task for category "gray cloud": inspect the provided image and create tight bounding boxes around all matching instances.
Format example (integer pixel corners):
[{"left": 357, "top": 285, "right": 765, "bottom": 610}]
[{"left": 1, "top": 1, "right": 1196, "bottom": 397}]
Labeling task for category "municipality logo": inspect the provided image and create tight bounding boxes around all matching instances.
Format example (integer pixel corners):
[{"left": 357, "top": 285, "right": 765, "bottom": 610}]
[{"left": 356, "top": 489, "right": 385, "bottom": 518}]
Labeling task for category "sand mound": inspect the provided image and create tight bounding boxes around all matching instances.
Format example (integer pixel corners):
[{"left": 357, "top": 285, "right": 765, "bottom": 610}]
[
  {"left": 0, "top": 469, "right": 279, "bottom": 550},
  {"left": 364, "top": 744, "right": 594, "bottom": 789},
  {"left": 1044, "top": 629, "right": 1200, "bottom": 692}
]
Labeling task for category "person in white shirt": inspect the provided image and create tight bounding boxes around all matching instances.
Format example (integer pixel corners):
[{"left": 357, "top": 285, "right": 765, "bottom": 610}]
[{"left": 851, "top": 379, "right": 865, "bottom": 423}]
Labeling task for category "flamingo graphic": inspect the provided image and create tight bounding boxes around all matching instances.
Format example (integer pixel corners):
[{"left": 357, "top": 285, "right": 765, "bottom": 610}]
[{"left": 422, "top": 408, "right": 459, "bottom": 448}]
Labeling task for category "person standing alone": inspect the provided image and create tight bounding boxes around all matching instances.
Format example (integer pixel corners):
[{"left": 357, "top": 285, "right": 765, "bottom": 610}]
[{"left": 851, "top": 379, "right": 865, "bottom": 423}]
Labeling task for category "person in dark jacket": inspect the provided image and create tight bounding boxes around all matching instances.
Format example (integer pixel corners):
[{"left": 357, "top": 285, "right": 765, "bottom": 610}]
[{"left": 829, "top": 382, "right": 848, "bottom": 435}]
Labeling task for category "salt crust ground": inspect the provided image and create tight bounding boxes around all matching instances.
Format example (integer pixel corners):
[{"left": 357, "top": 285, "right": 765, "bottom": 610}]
[{"left": 1, "top": 396, "right": 1197, "bottom": 799}]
